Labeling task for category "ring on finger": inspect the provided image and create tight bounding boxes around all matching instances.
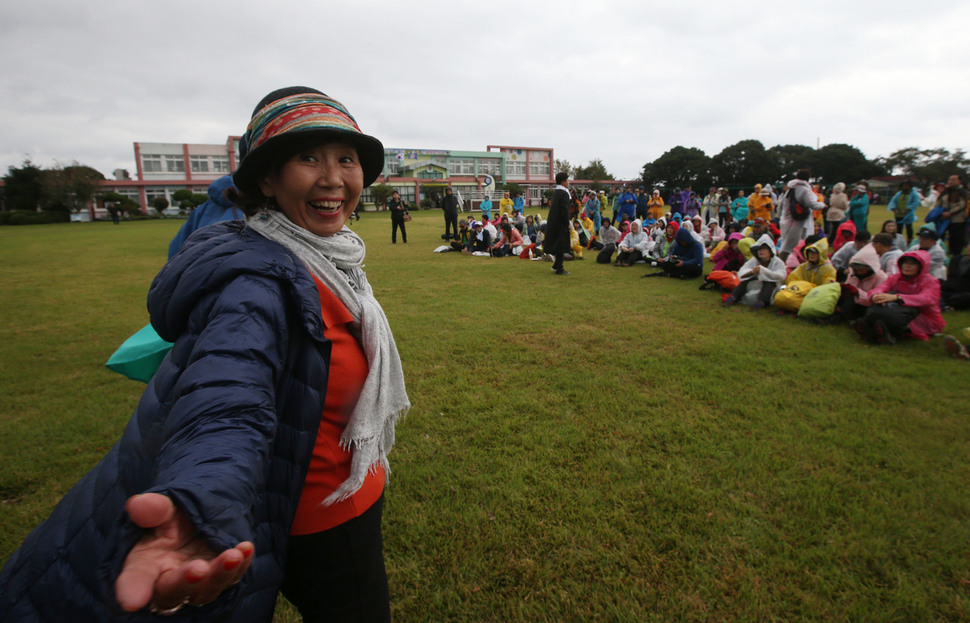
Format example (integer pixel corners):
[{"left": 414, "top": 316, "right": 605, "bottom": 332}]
[{"left": 149, "top": 596, "right": 190, "bottom": 616}]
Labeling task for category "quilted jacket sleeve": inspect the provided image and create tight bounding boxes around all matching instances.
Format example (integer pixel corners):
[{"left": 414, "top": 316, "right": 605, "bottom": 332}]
[{"left": 134, "top": 272, "right": 292, "bottom": 551}]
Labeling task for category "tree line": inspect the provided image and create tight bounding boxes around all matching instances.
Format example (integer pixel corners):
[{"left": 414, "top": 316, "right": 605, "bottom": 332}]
[{"left": 560, "top": 142, "right": 970, "bottom": 193}]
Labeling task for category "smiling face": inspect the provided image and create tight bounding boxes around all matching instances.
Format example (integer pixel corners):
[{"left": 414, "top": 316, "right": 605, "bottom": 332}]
[{"left": 259, "top": 143, "right": 363, "bottom": 237}]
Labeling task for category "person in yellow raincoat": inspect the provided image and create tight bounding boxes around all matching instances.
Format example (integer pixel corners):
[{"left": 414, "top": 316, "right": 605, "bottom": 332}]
[
  {"left": 747, "top": 184, "right": 774, "bottom": 222},
  {"left": 787, "top": 237, "right": 837, "bottom": 286}
]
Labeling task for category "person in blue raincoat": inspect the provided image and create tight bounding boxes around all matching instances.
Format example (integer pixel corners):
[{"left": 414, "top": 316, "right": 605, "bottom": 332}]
[{"left": 887, "top": 180, "right": 920, "bottom": 244}]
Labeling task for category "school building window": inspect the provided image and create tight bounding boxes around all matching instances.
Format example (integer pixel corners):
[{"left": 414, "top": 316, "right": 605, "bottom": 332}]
[
  {"left": 507, "top": 160, "right": 526, "bottom": 179},
  {"left": 190, "top": 156, "right": 209, "bottom": 173},
  {"left": 142, "top": 155, "right": 162, "bottom": 173},
  {"left": 164, "top": 155, "right": 185, "bottom": 173},
  {"left": 211, "top": 156, "right": 231, "bottom": 173},
  {"left": 529, "top": 160, "right": 550, "bottom": 177}
]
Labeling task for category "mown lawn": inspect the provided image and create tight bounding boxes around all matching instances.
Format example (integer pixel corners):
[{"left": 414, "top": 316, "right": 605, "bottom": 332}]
[{"left": 1, "top": 209, "right": 968, "bottom": 622}]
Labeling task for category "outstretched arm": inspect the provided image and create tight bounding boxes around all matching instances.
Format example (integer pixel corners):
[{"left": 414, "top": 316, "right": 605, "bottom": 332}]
[{"left": 115, "top": 493, "right": 254, "bottom": 613}]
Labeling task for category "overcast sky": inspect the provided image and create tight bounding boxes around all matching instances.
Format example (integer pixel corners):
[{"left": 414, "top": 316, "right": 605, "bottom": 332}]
[{"left": 2, "top": 0, "right": 968, "bottom": 181}]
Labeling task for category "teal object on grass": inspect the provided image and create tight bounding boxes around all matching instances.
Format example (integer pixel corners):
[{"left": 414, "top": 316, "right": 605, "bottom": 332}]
[{"left": 105, "top": 323, "right": 172, "bottom": 382}]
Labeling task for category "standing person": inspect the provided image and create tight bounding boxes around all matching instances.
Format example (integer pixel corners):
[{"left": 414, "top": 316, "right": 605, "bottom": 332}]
[
  {"left": 635, "top": 187, "right": 649, "bottom": 221},
  {"left": 647, "top": 189, "right": 665, "bottom": 221},
  {"left": 731, "top": 189, "right": 748, "bottom": 225},
  {"left": 826, "top": 182, "right": 849, "bottom": 242},
  {"left": 442, "top": 186, "right": 459, "bottom": 240},
  {"left": 585, "top": 190, "right": 602, "bottom": 232},
  {"left": 499, "top": 191, "right": 514, "bottom": 216},
  {"left": 701, "top": 186, "right": 719, "bottom": 223},
  {"left": 848, "top": 183, "right": 870, "bottom": 232},
  {"left": 387, "top": 189, "right": 408, "bottom": 244},
  {"left": 546, "top": 172, "right": 572, "bottom": 275},
  {"left": 0, "top": 87, "right": 409, "bottom": 622},
  {"left": 716, "top": 187, "right": 732, "bottom": 228},
  {"left": 778, "top": 169, "right": 826, "bottom": 260},
  {"left": 479, "top": 194, "right": 493, "bottom": 220},
  {"left": 616, "top": 184, "right": 637, "bottom": 224},
  {"left": 888, "top": 180, "right": 920, "bottom": 244},
  {"left": 512, "top": 191, "right": 525, "bottom": 217},
  {"left": 938, "top": 174, "right": 969, "bottom": 257}
]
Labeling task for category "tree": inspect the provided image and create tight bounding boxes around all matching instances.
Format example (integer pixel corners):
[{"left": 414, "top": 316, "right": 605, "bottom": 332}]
[
  {"left": 103, "top": 191, "right": 141, "bottom": 215},
  {"left": 573, "top": 158, "right": 615, "bottom": 181},
  {"left": 874, "top": 147, "right": 970, "bottom": 185},
  {"left": 41, "top": 162, "right": 104, "bottom": 212},
  {"left": 369, "top": 183, "right": 394, "bottom": 209},
  {"left": 710, "top": 140, "right": 775, "bottom": 187},
  {"left": 151, "top": 197, "right": 169, "bottom": 213},
  {"left": 554, "top": 159, "right": 573, "bottom": 177},
  {"left": 767, "top": 144, "right": 817, "bottom": 181},
  {"left": 2, "top": 159, "right": 44, "bottom": 212},
  {"left": 641, "top": 146, "right": 711, "bottom": 190},
  {"left": 812, "top": 143, "right": 884, "bottom": 185}
]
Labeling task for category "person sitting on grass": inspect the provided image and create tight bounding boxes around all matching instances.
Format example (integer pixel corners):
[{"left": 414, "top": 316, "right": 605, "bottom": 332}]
[
  {"left": 703, "top": 219, "right": 726, "bottom": 249},
  {"left": 712, "top": 232, "right": 745, "bottom": 272},
  {"left": 856, "top": 250, "right": 945, "bottom": 344},
  {"left": 593, "top": 218, "right": 621, "bottom": 264},
  {"left": 615, "top": 219, "right": 649, "bottom": 266},
  {"left": 741, "top": 217, "right": 778, "bottom": 244},
  {"left": 941, "top": 245, "right": 970, "bottom": 310},
  {"left": 831, "top": 220, "right": 856, "bottom": 253},
  {"left": 881, "top": 219, "right": 908, "bottom": 252},
  {"left": 830, "top": 244, "right": 888, "bottom": 324},
  {"left": 786, "top": 237, "right": 836, "bottom": 286},
  {"left": 908, "top": 224, "right": 948, "bottom": 280},
  {"left": 722, "top": 234, "right": 787, "bottom": 309},
  {"left": 830, "top": 229, "right": 872, "bottom": 279},
  {"left": 871, "top": 232, "right": 902, "bottom": 277},
  {"left": 647, "top": 218, "right": 676, "bottom": 262},
  {"left": 469, "top": 221, "right": 491, "bottom": 254},
  {"left": 562, "top": 220, "right": 582, "bottom": 260},
  {"left": 450, "top": 220, "right": 473, "bottom": 252},
  {"left": 643, "top": 225, "right": 705, "bottom": 279}
]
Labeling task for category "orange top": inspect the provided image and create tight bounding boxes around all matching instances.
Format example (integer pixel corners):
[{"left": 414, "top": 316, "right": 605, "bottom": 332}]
[{"left": 290, "top": 275, "right": 385, "bottom": 535}]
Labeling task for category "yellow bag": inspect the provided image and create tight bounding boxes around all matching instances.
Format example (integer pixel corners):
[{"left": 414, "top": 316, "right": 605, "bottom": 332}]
[{"left": 773, "top": 280, "right": 815, "bottom": 312}]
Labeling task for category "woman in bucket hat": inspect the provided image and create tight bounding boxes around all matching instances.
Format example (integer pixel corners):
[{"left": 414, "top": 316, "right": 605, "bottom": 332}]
[{"left": 0, "top": 87, "right": 407, "bottom": 622}]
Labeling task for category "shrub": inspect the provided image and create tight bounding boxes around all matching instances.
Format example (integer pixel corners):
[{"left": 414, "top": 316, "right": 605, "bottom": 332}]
[{"left": 0, "top": 210, "right": 70, "bottom": 226}]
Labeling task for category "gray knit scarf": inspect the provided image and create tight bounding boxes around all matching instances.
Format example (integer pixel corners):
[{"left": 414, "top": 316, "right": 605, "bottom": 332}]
[{"left": 247, "top": 210, "right": 410, "bottom": 505}]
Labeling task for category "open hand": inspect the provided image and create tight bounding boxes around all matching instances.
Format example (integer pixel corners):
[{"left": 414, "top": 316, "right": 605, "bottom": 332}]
[{"left": 115, "top": 493, "right": 254, "bottom": 613}]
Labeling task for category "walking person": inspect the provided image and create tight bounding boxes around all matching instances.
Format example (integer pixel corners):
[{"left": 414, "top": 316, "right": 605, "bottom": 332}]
[{"left": 546, "top": 171, "right": 572, "bottom": 275}]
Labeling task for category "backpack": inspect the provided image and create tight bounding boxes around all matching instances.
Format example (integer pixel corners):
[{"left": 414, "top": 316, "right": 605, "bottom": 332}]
[{"left": 787, "top": 189, "right": 811, "bottom": 221}]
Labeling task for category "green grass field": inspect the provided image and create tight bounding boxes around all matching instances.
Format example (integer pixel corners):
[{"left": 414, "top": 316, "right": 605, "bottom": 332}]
[{"left": 1, "top": 210, "right": 969, "bottom": 622}]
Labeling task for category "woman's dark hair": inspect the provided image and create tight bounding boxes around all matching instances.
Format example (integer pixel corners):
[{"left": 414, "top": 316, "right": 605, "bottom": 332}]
[{"left": 880, "top": 220, "right": 896, "bottom": 233}]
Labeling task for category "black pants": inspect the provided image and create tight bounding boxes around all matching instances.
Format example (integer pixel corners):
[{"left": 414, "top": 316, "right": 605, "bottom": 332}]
[
  {"left": 859, "top": 303, "right": 920, "bottom": 342},
  {"left": 443, "top": 209, "right": 458, "bottom": 239},
  {"left": 280, "top": 495, "right": 390, "bottom": 623},
  {"left": 661, "top": 261, "right": 702, "bottom": 279},
  {"left": 616, "top": 249, "right": 642, "bottom": 265},
  {"left": 949, "top": 221, "right": 967, "bottom": 258},
  {"left": 552, "top": 251, "right": 565, "bottom": 273},
  {"left": 596, "top": 243, "right": 616, "bottom": 264},
  {"left": 391, "top": 219, "right": 406, "bottom": 243}
]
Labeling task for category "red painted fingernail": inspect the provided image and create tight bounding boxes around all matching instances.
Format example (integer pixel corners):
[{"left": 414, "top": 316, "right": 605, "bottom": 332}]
[{"left": 223, "top": 558, "right": 241, "bottom": 571}]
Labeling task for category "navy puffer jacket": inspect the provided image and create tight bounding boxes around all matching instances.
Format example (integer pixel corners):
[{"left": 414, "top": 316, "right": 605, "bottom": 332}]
[{"left": 0, "top": 221, "right": 330, "bottom": 622}]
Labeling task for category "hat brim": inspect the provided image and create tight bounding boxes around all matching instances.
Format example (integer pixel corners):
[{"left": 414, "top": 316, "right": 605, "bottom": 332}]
[{"left": 233, "top": 128, "right": 384, "bottom": 195}]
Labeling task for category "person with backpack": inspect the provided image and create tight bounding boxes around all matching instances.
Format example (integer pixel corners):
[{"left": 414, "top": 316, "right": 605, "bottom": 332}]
[{"left": 778, "top": 169, "right": 826, "bottom": 261}]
